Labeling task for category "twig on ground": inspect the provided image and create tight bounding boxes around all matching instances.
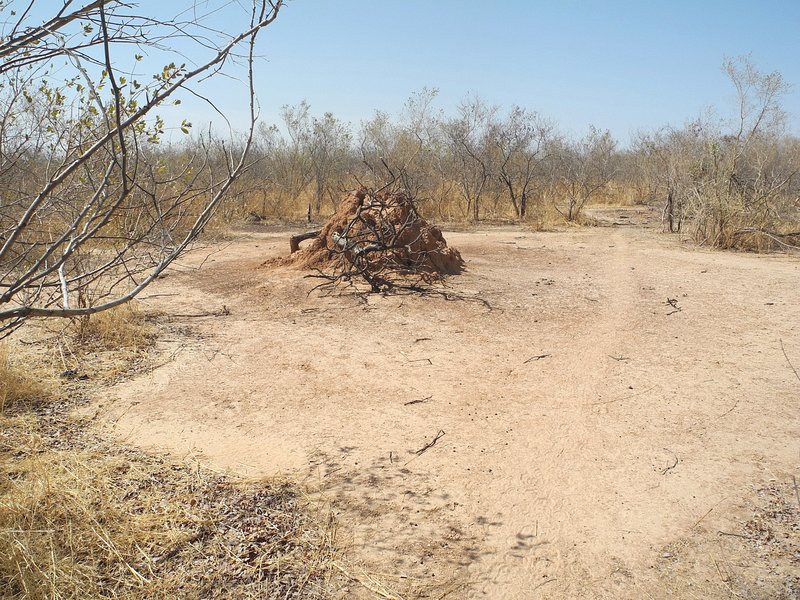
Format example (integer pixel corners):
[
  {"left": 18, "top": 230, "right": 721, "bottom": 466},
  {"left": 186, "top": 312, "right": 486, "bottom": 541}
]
[
  {"left": 171, "top": 306, "right": 230, "bottom": 318},
  {"left": 590, "top": 386, "right": 656, "bottom": 406},
  {"left": 719, "top": 398, "right": 740, "bottom": 418},
  {"left": 400, "top": 352, "right": 433, "bottom": 366},
  {"left": 793, "top": 475, "right": 800, "bottom": 511},
  {"left": 138, "top": 293, "right": 181, "bottom": 300},
  {"left": 691, "top": 497, "right": 728, "bottom": 530},
  {"left": 323, "top": 466, "right": 343, "bottom": 478},
  {"left": 532, "top": 578, "right": 556, "bottom": 591},
  {"left": 413, "top": 337, "right": 431, "bottom": 343},
  {"left": 780, "top": 339, "right": 800, "bottom": 383},
  {"left": 691, "top": 506, "right": 715, "bottom": 530},
  {"left": 608, "top": 355, "right": 629, "bottom": 362},
  {"left": 523, "top": 354, "right": 550, "bottom": 364},
  {"left": 665, "top": 298, "right": 682, "bottom": 315},
  {"left": 412, "top": 430, "right": 446, "bottom": 457},
  {"left": 661, "top": 449, "right": 678, "bottom": 475},
  {"left": 404, "top": 395, "right": 432, "bottom": 406},
  {"left": 718, "top": 531, "right": 753, "bottom": 540}
]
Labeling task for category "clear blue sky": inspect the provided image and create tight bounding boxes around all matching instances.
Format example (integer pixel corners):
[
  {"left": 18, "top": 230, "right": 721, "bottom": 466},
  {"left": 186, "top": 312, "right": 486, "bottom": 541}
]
[{"left": 237, "top": 0, "right": 799, "bottom": 141}]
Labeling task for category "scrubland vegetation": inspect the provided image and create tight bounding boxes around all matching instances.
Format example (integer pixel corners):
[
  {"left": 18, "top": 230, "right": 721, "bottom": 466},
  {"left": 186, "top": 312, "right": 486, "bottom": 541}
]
[
  {"left": 1, "top": 1, "right": 798, "bottom": 598},
  {"left": 0, "top": 2, "right": 335, "bottom": 598},
  {"left": 223, "top": 58, "right": 799, "bottom": 254}
]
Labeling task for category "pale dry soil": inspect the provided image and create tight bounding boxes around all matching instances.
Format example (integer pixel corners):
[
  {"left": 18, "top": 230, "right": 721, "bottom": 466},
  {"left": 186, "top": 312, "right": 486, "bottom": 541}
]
[{"left": 92, "top": 217, "right": 799, "bottom": 599}]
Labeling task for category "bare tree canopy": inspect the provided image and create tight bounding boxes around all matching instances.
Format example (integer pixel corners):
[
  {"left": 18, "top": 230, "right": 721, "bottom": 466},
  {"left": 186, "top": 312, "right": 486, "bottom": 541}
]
[{"left": 0, "top": 0, "right": 283, "bottom": 336}]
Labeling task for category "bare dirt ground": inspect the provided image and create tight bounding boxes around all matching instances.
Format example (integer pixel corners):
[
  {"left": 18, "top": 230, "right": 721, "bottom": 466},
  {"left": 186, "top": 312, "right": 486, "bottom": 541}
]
[{"left": 91, "top": 212, "right": 799, "bottom": 599}]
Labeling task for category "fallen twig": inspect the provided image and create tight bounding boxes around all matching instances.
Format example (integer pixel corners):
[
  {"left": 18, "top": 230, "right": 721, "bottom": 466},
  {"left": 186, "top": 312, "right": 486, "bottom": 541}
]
[
  {"left": 661, "top": 449, "right": 678, "bottom": 475},
  {"left": 172, "top": 306, "right": 230, "bottom": 318},
  {"left": 323, "top": 466, "right": 343, "bottom": 478},
  {"left": 719, "top": 398, "right": 740, "bottom": 418},
  {"left": 532, "top": 578, "right": 556, "bottom": 591},
  {"left": 780, "top": 339, "right": 800, "bottom": 383},
  {"left": 523, "top": 354, "right": 550, "bottom": 364},
  {"left": 408, "top": 358, "right": 432, "bottom": 365},
  {"left": 413, "top": 337, "right": 431, "bottom": 343},
  {"left": 665, "top": 298, "right": 681, "bottom": 315},
  {"left": 399, "top": 351, "right": 432, "bottom": 365},
  {"left": 718, "top": 531, "right": 753, "bottom": 540},
  {"left": 413, "top": 430, "right": 446, "bottom": 456},
  {"left": 608, "top": 355, "right": 630, "bottom": 362},
  {"left": 691, "top": 507, "right": 715, "bottom": 529},
  {"left": 732, "top": 228, "right": 800, "bottom": 250},
  {"left": 404, "top": 395, "right": 432, "bottom": 406},
  {"left": 590, "top": 386, "right": 656, "bottom": 406}
]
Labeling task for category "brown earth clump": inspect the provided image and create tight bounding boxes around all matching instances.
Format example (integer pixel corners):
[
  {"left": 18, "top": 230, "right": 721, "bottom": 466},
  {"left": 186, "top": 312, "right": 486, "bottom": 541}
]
[{"left": 278, "top": 190, "right": 464, "bottom": 276}]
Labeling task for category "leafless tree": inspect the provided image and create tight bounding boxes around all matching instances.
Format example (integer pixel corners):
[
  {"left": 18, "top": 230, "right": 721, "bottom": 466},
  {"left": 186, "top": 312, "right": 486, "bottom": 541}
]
[
  {"left": 0, "top": 0, "right": 283, "bottom": 336},
  {"left": 443, "top": 96, "right": 497, "bottom": 222},
  {"left": 632, "top": 126, "right": 697, "bottom": 232},
  {"left": 493, "top": 106, "right": 553, "bottom": 220},
  {"left": 553, "top": 126, "right": 617, "bottom": 222},
  {"left": 310, "top": 112, "right": 352, "bottom": 216}
]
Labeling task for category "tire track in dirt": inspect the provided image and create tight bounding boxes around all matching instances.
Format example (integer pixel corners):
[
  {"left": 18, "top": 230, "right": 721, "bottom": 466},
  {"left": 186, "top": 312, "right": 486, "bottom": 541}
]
[{"left": 464, "top": 229, "right": 648, "bottom": 598}]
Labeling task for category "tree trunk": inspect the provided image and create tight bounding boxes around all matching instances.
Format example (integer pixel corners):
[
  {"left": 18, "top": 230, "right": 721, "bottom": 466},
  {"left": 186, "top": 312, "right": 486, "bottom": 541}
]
[{"left": 666, "top": 189, "right": 674, "bottom": 233}]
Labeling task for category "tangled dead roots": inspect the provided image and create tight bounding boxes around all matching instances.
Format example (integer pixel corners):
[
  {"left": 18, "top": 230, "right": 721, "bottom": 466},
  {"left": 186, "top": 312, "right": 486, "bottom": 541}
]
[{"left": 278, "top": 190, "right": 464, "bottom": 280}]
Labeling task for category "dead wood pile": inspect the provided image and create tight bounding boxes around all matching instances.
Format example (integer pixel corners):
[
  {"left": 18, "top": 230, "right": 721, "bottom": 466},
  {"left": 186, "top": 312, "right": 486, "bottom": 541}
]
[{"left": 281, "top": 189, "right": 464, "bottom": 278}]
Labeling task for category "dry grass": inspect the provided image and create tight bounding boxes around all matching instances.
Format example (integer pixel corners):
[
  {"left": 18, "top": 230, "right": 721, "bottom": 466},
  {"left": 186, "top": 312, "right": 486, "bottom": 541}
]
[
  {"left": 0, "top": 344, "right": 52, "bottom": 412},
  {"left": 72, "top": 303, "right": 154, "bottom": 352},
  {"left": 0, "top": 323, "right": 340, "bottom": 600},
  {"left": 0, "top": 415, "right": 337, "bottom": 599}
]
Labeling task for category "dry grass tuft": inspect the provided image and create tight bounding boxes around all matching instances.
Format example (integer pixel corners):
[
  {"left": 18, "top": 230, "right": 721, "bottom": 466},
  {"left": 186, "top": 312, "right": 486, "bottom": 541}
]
[
  {"left": 72, "top": 303, "right": 154, "bottom": 352},
  {"left": 0, "top": 344, "right": 52, "bottom": 412},
  {"left": 524, "top": 202, "right": 565, "bottom": 231}
]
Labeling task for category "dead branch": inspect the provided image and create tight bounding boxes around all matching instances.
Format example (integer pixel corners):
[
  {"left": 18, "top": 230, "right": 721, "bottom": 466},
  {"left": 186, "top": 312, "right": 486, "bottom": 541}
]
[
  {"left": 665, "top": 298, "right": 682, "bottom": 315},
  {"left": 413, "top": 430, "right": 446, "bottom": 456},
  {"left": 297, "top": 181, "right": 463, "bottom": 296},
  {"left": 732, "top": 228, "right": 800, "bottom": 250},
  {"left": 404, "top": 395, "right": 432, "bottom": 406},
  {"left": 171, "top": 306, "right": 231, "bottom": 318},
  {"left": 717, "top": 531, "right": 753, "bottom": 540},
  {"left": 0, "top": 1, "right": 284, "bottom": 337},
  {"left": 524, "top": 354, "right": 550, "bottom": 364},
  {"left": 661, "top": 449, "right": 679, "bottom": 475},
  {"left": 780, "top": 339, "right": 800, "bottom": 383},
  {"left": 290, "top": 230, "right": 321, "bottom": 253}
]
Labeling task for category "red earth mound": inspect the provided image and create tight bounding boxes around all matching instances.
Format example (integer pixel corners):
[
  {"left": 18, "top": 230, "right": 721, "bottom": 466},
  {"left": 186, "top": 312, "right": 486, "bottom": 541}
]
[{"left": 278, "top": 190, "right": 464, "bottom": 277}]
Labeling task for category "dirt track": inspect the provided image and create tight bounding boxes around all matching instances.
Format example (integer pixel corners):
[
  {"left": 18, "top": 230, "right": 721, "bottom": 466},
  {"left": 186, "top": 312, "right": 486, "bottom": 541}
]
[{"left": 95, "top": 217, "right": 800, "bottom": 599}]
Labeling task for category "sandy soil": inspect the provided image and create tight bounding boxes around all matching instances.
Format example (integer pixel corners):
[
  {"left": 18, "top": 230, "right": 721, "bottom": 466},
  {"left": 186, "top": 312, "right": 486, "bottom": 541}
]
[{"left": 92, "top": 215, "right": 800, "bottom": 599}]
